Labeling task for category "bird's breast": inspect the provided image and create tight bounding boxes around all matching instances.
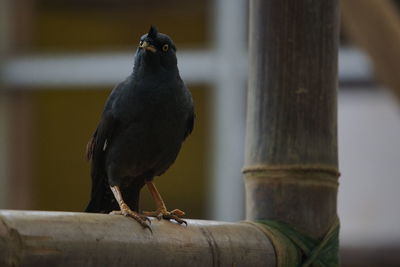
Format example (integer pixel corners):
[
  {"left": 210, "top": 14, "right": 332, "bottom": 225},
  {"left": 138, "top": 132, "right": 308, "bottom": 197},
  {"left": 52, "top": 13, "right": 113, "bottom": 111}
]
[{"left": 107, "top": 84, "right": 189, "bottom": 176}]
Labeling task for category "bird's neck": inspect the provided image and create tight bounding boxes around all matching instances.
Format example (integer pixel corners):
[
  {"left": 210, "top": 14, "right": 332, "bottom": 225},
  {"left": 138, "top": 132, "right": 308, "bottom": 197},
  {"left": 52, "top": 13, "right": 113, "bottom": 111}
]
[{"left": 132, "top": 63, "right": 179, "bottom": 81}]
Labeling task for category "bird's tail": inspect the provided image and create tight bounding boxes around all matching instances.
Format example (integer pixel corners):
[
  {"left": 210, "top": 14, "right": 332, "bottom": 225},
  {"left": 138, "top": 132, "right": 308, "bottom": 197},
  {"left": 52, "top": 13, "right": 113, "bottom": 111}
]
[
  {"left": 85, "top": 177, "right": 118, "bottom": 213},
  {"left": 85, "top": 176, "right": 145, "bottom": 213}
]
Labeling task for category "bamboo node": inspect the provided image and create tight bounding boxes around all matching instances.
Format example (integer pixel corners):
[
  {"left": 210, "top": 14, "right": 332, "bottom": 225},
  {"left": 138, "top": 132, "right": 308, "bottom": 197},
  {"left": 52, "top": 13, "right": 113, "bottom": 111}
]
[
  {"left": 242, "top": 164, "right": 340, "bottom": 188},
  {"left": 242, "top": 164, "right": 340, "bottom": 176}
]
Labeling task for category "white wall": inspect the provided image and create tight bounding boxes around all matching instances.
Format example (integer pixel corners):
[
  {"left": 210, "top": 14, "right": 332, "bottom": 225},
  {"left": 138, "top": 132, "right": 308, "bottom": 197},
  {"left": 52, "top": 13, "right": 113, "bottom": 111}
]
[{"left": 338, "top": 88, "right": 400, "bottom": 246}]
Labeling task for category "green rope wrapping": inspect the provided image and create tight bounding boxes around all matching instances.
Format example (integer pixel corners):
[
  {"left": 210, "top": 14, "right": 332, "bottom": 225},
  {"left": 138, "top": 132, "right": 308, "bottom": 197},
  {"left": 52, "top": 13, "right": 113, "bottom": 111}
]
[{"left": 244, "top": 218, "right": 340, "bottom": 267}]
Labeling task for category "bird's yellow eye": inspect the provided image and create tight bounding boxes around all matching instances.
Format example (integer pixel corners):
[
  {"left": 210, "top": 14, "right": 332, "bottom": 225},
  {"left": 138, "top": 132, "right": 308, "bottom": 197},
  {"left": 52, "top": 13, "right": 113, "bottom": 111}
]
[
  {"left": 139, "top": 40, "right": 144, "bottom": 47},
  {"left": 162, "top": 44, "right": 169, "bottom": 52}
]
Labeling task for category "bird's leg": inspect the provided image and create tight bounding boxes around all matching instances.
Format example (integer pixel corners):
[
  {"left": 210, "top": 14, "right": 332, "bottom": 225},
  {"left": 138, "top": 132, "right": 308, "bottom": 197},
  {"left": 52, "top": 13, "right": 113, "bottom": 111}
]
[
  {"left": 143, "top": 181, "right": 186, "bottom": 225},
  {"left": 109, "top": 185, "right": 151, "bottom": 229}
]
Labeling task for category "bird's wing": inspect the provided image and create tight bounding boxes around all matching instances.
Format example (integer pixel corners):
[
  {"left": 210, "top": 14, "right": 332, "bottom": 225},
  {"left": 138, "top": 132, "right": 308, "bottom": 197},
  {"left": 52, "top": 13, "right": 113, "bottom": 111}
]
[
  {"left": 86, "top": 111, "right": 118, "bottom": 162},
  {"left": 85, "top": 83, "right": 123, "bottom": 212},
  {"left": 87, "top": 111, "right": 118, "bottom": 181},
  {"left": 85, "top": 111, "right": 119, "bottom": 212},
  {"left": 86, "top": 82, "right": 123, "bottom": 162}
]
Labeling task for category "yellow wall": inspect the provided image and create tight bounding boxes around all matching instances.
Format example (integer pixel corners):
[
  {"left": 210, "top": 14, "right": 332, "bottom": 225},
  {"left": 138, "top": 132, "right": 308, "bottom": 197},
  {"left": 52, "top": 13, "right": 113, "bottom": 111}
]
[{"left": 33, "top": 0, "right": 209, "bottom": 52}]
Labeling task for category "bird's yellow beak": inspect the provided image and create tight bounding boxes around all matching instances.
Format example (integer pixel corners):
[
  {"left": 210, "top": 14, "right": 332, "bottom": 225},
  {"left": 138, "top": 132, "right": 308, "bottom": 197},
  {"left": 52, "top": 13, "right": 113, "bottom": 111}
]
[{"left": 139, "top": 41, "right": 157, "bottom": 53}]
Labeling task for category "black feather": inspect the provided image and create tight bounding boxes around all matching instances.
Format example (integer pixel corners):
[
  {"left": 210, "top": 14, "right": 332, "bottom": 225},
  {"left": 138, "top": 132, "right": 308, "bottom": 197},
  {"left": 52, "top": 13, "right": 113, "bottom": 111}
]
[
  {"left": 148, "top": 25, "right": 158, "bottom": 39},
  {"left": 85, "top": 27, "right": 195, "bottom": 213}
]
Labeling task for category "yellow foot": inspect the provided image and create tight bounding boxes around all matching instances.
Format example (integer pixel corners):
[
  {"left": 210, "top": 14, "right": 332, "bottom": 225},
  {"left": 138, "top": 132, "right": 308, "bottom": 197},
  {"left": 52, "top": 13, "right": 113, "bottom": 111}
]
[
  {"left": 110, "top": 204, "right": 151, "bottom": 230},
  {"left": 143, "top": 208, "right": 186, "bottom": 225}
]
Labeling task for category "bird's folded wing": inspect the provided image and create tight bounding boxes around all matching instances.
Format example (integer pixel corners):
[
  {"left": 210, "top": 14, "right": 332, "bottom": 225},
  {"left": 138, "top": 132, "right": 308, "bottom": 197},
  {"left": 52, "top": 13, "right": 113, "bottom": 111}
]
[
  {"left": 86, "top": 112, "right": 119, "bottom": 199},
  {"left": 86, "top": 112, "right": 118, "bottom": 162}
]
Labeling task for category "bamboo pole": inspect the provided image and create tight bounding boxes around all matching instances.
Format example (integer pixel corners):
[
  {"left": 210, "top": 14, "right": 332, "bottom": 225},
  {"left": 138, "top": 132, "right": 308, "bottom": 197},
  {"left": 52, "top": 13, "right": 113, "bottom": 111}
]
[
  {"left": 341, "top": 0, "right": 400, "bottom": 101},
  {"left": 0, "top": 210, "right": 276, "bottom": 267},
  {"left": 244, "top": 0, "right": 340, "bottom": 240}
]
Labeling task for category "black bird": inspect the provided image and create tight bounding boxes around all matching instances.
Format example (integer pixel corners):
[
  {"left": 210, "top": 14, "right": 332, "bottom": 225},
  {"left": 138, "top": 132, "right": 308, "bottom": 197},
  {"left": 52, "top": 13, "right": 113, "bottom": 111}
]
[{"left": 85, "top": 26, "right": 195, "bottom": 228}]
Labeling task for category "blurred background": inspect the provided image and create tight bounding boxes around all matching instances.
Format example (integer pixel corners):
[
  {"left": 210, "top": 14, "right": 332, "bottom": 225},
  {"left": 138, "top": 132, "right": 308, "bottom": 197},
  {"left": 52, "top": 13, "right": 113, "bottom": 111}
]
[{"left": 0, "top": 0, "right": 399, "bottom": 266}]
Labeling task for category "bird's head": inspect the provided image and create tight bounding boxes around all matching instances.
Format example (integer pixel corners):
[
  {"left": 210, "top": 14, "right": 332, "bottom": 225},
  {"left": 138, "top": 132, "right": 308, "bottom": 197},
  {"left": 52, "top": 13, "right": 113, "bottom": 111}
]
[{"left": 134, "top": 26, "right": 178, "bottom": 73}]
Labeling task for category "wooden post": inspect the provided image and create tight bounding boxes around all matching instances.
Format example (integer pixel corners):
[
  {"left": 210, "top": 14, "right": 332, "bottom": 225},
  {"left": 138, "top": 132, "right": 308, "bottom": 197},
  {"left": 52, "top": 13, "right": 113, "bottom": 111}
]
[
  {"left": 244, "top": 0, "right": 340, "bottom": 240},
  {"left": 0, "top": 0, "right": 35, "bottom": 210}
]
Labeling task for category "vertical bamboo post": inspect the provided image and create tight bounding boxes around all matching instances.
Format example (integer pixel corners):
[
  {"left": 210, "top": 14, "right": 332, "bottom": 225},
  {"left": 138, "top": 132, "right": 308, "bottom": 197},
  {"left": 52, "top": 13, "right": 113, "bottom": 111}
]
[{"left": 244, "top": 0, "right": 340, "bottom": 240}]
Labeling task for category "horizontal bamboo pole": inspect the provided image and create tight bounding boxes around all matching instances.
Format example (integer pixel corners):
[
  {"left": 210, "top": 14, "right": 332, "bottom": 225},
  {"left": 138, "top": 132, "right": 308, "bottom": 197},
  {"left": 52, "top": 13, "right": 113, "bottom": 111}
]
[{"left": 0, "top": 210, "right": 275, "bottom": 267}]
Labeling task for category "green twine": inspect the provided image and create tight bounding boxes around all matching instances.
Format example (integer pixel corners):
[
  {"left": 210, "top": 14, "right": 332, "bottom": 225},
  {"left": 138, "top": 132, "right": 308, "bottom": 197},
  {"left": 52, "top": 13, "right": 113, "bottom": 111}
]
[{"left": 245, "top": 217, "right": 340, "bottom": 267}]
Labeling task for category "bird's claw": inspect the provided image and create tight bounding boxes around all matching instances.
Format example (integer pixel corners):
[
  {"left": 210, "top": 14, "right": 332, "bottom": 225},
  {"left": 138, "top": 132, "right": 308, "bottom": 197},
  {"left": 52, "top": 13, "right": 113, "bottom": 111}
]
[
  {"left": 110, "top": 207, "right": 152, "bottom": 230},
  {"left": 143, "top": 208, "right": 187, "bottom": 225}
]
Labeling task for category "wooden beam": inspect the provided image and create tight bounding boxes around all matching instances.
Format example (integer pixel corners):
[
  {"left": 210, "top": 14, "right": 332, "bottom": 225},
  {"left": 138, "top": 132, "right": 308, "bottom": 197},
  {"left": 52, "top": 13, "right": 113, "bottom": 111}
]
[
  {"left": 245, "top": 0, "right": 340, "bottom": 240},
  {"left": 0, "top": 0, "right": 35, "bottom": 210},
  {"left": 0, "top": 0, "right": 12, "bottom": 208},
  {"left": 0, "top": 210, "right": 275, "bottom": 267},
  {"left": 341, "top": 0, "right": 400, "bottom": 100}
]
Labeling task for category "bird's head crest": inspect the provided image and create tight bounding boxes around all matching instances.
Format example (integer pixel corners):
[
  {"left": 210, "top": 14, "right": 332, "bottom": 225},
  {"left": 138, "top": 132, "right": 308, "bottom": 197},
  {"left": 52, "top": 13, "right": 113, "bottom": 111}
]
[{"left": 148, "top": 25, "right": 158, "bottom": 39}]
